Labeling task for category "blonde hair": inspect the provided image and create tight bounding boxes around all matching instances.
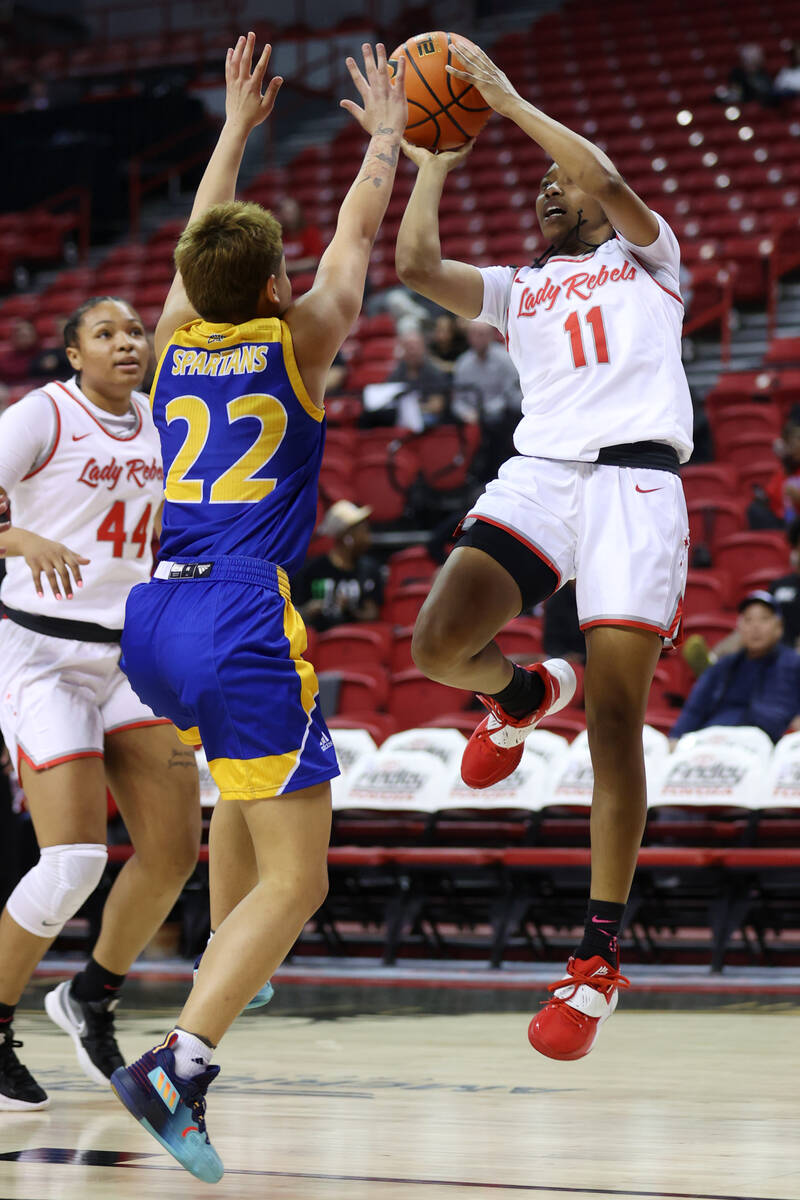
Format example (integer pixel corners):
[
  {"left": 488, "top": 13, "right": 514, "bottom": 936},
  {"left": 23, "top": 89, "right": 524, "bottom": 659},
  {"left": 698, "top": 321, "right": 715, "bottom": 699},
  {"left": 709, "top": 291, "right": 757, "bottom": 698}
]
[{"left": 174, "top": 200, "right": 283, "bottom": 323}]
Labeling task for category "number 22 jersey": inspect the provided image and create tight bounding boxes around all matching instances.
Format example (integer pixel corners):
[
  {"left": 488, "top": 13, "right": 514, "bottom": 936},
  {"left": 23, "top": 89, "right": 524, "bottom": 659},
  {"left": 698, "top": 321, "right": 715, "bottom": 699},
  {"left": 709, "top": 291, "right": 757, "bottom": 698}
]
[
  {"left": 477, "top": 213, "right": 693, "bottom": 464},
  {"left": 153, "top": 316, "right": 324, "bottom": 575}
]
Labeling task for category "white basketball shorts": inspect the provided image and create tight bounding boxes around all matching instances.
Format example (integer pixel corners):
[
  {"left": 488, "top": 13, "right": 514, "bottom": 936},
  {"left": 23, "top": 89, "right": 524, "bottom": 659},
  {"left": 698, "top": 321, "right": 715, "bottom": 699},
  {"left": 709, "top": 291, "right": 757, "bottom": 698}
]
[
  {"left": 0, "top": 618, "right": 170, "bottom": 774},
  {"left": 465, "top": 455, "right": 690, "bottom": 640}
]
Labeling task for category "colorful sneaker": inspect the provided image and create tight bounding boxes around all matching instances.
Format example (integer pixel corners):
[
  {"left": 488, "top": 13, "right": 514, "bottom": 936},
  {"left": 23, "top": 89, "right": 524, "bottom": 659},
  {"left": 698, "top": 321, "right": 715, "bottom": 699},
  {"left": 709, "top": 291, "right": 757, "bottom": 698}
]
[
  {"left": 44, "top": 980, "right": 124, "bottom": 1085},
  {"left": 0, "top": 1027, "right": 49, "bottom": 1111},
  {"left": 461, "top": 659, "right": 576, "bottom": 789},
  {"left": 192, "top": 955, "right": 274, "bottom": 1011},
  {"left": 528, "top": 955, "right": 630, "bottom": 1061},
  {"left": 111, "top": 1033, "right": 223, "bottom": 1184}
]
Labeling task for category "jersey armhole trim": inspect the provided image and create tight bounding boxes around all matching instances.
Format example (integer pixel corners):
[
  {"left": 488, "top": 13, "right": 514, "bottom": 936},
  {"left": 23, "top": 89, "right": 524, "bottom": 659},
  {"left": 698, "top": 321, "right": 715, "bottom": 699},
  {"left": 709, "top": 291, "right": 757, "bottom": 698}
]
[
  {"left": 629, "top": 251, "right": 683, "bottom": 307},
  {"left": 149, "top": 337, "right": 174, "bottom": 411},
  {"left": 280, "top": 321, "right": 324, "bottom": 424},
  {"left": 21, "top": 394, "right": 61, "bottom": 480}
]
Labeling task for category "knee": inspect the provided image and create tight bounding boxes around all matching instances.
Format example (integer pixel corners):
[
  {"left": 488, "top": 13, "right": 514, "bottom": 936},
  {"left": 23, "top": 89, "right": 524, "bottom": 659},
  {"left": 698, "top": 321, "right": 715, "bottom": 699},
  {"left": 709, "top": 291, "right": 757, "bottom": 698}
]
[
  {"left": 304, "top": 868, "right": 329, "bottom": 920},
  {"left": 7, "top": 843, "right": 108, "bottom": 938},
  {"left": 411, "top": 605, "right": 469, "bottom": 681},
  {"left": 585, "top": 693, "right": 646, "bottom": 756}
]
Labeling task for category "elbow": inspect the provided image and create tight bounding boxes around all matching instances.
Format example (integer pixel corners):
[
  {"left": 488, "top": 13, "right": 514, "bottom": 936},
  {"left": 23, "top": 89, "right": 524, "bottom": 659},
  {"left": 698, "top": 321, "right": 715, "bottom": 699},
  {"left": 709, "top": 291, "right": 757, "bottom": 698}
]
[
  {"left": 590, "top": 168, "right": 626, "bottom": 202},
  {"left": 395, "top": 251, "right": 432, "bottom": 288}
]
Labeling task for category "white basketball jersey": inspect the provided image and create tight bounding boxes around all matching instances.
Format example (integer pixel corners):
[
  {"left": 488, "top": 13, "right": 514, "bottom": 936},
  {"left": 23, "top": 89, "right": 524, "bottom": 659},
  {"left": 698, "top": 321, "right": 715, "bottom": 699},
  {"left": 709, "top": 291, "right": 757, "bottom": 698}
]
[
  {"left": 1, "top": 380, "right": 163, "bottom": 628},
  {"left": 478, "top": 214, "right": 693, "bottom": 463}
]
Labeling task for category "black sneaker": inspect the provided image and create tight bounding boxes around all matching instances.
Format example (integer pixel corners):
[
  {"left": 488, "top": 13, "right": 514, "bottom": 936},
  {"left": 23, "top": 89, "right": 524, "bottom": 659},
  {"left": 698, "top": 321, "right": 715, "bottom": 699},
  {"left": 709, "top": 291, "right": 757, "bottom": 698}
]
[
  {"left": 44, "top": 980, "right": 124, "bottom": 1085},
  {"left": 0, "top": 1027, "right": 49, "bottom": 1110}
]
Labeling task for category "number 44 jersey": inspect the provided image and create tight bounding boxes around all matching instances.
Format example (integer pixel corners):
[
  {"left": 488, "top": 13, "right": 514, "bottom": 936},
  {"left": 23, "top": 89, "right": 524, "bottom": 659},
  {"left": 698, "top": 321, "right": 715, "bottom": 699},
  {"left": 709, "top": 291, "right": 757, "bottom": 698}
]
[
  {"left": 477, "top": 213, "right": 693, "bottom": 464},
  {"left": 0, "top": 379, "right": 162, "bottom": 628},
  {"left": 153, "top": 317, "right": 325, "bottom": 575}
]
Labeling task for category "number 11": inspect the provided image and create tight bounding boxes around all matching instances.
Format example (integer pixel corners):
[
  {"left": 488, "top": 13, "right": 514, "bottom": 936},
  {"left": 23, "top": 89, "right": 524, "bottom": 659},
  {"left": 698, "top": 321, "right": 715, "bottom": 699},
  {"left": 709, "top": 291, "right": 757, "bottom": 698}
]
[{"left": 564, "top": 306, "right": 610, "bottom": 369}]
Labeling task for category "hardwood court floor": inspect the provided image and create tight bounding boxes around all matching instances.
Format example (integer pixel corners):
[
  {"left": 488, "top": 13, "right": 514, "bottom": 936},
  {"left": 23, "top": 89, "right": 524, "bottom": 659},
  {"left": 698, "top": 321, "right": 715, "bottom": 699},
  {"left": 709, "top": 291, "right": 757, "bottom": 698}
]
[{"left": 1, "top": 1008, "right": 799, "bottom": 1200}]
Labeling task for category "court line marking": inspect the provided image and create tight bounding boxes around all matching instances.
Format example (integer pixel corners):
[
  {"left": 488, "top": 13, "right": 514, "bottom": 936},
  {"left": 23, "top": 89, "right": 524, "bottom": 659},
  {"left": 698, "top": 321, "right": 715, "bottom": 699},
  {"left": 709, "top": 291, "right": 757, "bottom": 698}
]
[{"left": 112, "top": 1160, "right": 795, "bottom": 1200}]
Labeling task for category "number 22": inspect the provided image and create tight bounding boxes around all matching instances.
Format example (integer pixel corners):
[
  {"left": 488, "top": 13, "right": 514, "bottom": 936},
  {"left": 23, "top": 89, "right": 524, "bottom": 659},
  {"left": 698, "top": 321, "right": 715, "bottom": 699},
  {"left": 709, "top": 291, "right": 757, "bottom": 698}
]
[{"left": 564, "top": 306, "right": 610, "bottom": 369}]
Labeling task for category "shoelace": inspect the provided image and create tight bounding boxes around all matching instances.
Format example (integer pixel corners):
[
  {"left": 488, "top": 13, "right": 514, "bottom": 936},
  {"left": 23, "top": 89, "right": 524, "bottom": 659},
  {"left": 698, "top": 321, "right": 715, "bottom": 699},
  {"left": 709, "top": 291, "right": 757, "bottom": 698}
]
[
  {"left": 0, "top": 1035, "right": 36, "bottom": 1086},
  {"left": 540, "top": 967, "right": 631, "bottom": 1028},
  {"left": 184, "top": 1077, "right": 211, "bottom": 1138}
]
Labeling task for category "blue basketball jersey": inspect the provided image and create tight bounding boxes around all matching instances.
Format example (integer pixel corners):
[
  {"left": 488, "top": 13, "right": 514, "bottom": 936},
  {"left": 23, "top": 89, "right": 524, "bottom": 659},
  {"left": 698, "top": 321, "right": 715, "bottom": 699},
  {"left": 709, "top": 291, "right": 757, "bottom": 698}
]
[{"left": 152, "top": 317, "right": 324, "bottom": 574}]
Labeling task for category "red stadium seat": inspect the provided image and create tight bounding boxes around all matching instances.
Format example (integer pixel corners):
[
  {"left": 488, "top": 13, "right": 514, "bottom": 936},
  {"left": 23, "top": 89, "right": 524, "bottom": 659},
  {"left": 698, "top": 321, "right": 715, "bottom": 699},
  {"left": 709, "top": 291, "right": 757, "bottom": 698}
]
[
  {"left": 681, "top": 612, "right": 738, "bottom": 645},
  {"left": 328, "top": 713, "right": 396, "bottom": 744},
  {"left": 684, "top": 570, "right": 732, "bottom": 614},
  {"left": 681, "top": 464, "right": 738, "bottom": 507},
  {"left": 715, "top": 432, "right": 778, "bottom": 470},
  {"left": 765, "top": 338, "right": 800, "bottom": 368},
  {"left": 324, "top": 669, "right": 389, "bottom": 715},
  {"left": 388, "top": 669, "right": 472, "bottom": 729},
  {"left": 314, "top": 627, "right": 390, "bottom": 673},
  {"left": 353, "top": 448, "right": 418, "bottom": 524},
  {"left": 714, "top": 532, "right": 791, "bottom": 578},
  {"left": 382, "top": 583, "right": 430, "bottom": 629},
  {"left": 386, "top": 546, "right": 437, "bottom": 594},
  {"left": 495, "top": 618, "right": 544, "bottom": 662},
  {"left": 686, "top": 498, "right": 746, "bottom": 552}
]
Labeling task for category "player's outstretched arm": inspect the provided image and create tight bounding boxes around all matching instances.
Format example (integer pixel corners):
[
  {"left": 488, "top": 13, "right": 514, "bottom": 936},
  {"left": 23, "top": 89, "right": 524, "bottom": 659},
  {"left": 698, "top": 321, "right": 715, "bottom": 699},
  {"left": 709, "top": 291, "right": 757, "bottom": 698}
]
[
  {"left": 448, "top": 39, "right": 659, "bottom": 247},
  {"left": 154, "top": 33, "right": 283, "bottom": 358},
  {"left": 394, "top": 140, "right": 484, "bottom": 319},
  {"left": 288, "top": 44, "right": 406, "bottom": 398}
]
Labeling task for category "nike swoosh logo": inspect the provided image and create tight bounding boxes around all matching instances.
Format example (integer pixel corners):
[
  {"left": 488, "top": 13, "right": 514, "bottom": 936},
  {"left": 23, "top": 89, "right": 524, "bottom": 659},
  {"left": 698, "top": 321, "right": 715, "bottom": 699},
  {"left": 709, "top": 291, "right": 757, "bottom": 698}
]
[
  {"left": 72, "top": 433, "right": 91, "bottom": 441},
  {"left": 635, "top": 484, "right": 663, "bottom": 493},
  {"left": 592, "top": 916, "right": 614, "bottom": 924}
]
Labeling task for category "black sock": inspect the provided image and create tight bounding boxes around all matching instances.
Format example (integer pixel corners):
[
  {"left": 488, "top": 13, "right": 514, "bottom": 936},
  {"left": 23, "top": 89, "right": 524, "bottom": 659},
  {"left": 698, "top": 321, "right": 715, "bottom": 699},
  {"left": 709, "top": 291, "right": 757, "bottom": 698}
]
[
  {"left": 575, "top": 899, "right": 625, "bottom": 967},
  {"left": 71, "top": 957, "right": 127, "bottom": 1004},
  {"left": 489, "top": 663, "right": 546, "bottom": 718},
  {"left": 0, "top": 1001, "right": 15, "bottom": 1029}
]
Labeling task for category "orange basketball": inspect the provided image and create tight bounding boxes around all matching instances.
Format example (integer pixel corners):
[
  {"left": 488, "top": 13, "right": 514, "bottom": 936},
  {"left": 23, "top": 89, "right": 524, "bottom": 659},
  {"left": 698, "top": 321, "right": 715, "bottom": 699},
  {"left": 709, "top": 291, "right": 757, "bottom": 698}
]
[{"left": 389, "top": 31, "right": 491, "bottom": 152}]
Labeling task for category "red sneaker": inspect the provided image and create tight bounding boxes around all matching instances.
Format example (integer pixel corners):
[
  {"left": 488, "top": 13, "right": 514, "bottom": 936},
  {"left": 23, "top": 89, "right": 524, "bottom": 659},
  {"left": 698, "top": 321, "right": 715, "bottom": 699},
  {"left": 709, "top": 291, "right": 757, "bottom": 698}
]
[
  {"left": 528, "top": 956, "right": 630, "bottom": 1061},
  {"left": 460, "top": 658, "right": 576, "bottom": 790}
]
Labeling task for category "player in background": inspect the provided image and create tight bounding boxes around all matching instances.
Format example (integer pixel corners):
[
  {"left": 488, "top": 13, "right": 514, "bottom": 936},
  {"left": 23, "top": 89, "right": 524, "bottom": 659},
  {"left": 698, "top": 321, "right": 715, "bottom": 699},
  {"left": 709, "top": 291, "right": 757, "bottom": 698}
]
[
  {"left": 0, "top": 297, "right": 201, "bottom": 1110},
  {"left": 110, "top": 36, "right": 406, "bottom": 1181},
  {"left": 395, "top": 40, "right": 691, "bottom": 1061}
]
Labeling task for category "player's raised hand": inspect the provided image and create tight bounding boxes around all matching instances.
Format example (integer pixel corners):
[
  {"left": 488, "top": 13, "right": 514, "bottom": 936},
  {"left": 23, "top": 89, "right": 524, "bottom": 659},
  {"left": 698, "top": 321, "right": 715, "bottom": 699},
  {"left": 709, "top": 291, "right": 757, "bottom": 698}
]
[
  {"left": 340, "top": 43, "right": 407, "bottom": 137},
  {"left": 224, "top": 32, "right": 283, "bottom": 133},
  {"left": 446, "top": 38, "right": 520, "bottom": 117},
  {"left": 18, "top": 531, "right": 90, "bottom": 600},
  {"left": 400, "top": 138, "right": 474, "bottom": 173}
]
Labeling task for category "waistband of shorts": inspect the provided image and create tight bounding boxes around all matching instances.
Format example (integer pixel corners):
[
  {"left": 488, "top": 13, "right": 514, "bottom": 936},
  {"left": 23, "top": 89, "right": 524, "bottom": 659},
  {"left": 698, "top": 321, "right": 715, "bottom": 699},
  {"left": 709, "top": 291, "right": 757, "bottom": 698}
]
[
  {"left": 154, "top": 556, "right": 291, "bottom": 600},
  {"left": 1, "top": 605, "right": 122, "bottom": 643},
  {"left": 595, "top": 441, "right": 680, "bottom": 474}
]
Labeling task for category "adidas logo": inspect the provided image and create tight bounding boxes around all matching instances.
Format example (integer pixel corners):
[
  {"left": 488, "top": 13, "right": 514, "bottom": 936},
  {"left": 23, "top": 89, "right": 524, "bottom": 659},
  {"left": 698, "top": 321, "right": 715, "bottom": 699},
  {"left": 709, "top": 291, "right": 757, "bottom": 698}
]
[{"left": 319, "top": 732, "right": 333, "bottom": 752}]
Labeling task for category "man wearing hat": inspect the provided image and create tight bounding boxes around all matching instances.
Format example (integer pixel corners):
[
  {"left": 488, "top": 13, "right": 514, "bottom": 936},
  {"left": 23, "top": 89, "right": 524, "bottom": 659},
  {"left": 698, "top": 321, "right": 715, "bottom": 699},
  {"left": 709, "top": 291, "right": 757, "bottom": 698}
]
[
  {"left": 670, "top": 590, "right": 800, "bottom": 743},
  {"left": 292, "top": 500, "right": 384, "bottom": 632}
]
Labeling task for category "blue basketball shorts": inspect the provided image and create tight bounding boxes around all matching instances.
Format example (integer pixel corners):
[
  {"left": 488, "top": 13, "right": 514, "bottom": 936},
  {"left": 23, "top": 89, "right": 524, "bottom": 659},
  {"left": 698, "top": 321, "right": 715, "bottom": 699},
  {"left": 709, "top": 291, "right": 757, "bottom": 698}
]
[{"left": 120, "top": 556, "right": 339, "bottom": 801}]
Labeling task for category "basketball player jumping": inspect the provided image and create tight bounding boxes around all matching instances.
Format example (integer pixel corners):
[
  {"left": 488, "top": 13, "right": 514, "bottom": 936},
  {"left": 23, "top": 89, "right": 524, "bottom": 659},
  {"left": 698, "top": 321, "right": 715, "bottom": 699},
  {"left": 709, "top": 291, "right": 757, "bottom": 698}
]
[
  {"left": 0, "top": 297, "right": 201, "bottom": 1109},
  {"left": 110, "top": 36, "right": 406, "bottom": 1181},
  {"left": 396, "top": 39, "right": 691, "bottom": 1061}
]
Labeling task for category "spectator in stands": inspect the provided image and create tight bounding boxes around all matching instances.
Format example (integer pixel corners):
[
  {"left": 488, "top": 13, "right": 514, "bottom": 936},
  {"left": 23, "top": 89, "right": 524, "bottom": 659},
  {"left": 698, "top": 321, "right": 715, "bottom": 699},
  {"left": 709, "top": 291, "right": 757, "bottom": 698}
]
[
  {"left": 716, "top": 44, "right": 780, "bottom": 108},
  {"left": 0, "top": 320, "right": 39, "bottom": 384},
  {"left": 670, "top": 592, "right": 800, "bottom": 743},
  {"left": 428, "top": 312, "right": 468, "bottom": 374},
  {"left": 292, "top": 500, "right": 384, "bottom": 632},
  {"left": 277, "top": 196, "right": 323, "bottom": 274},
  {"left": 774, "top": 43, "right": 800, "bottom": 98},
  {"left": 757, "top": 408, "right": 800, "bottom": 528},
  {"left": 386, "top": 328, "right": 449, "bottom": 428},
  {"left": 451, "top": 322, "right": 521, "bottom": 424},
  {"left": 770, "top": 517, "right": 800, "bottom": 646}
]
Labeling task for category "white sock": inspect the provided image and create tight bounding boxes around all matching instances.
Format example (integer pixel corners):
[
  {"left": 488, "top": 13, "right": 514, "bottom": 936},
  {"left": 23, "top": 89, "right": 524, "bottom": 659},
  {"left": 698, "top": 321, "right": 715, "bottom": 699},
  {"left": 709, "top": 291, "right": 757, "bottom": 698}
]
[{"left": 170, "top": 1027, "right": 214, "bottom": 1079}]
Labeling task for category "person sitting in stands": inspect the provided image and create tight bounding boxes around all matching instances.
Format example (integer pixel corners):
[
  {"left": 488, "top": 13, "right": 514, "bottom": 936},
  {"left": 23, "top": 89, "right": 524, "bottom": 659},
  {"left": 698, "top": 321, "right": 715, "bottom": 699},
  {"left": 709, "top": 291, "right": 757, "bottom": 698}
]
[
  {"left": 670, "top": 591, "right": 800, "bottom": 743},
  {"left": 292, "top": 501, "right": 384, "bottom": 632},
  {"left": 276, "top": 197, "right": 324, "bottom": 274}
]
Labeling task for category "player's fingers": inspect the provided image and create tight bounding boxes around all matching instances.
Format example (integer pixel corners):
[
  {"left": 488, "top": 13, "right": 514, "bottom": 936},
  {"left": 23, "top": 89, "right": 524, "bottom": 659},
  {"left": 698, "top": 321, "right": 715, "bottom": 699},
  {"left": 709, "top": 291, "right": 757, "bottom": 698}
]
[
  {"left": 45, "top": 566, "right": 62, "bottom": 600},
  {"left": 252, "top": 42, "right": 271, "bottom": 86},
  {"left": 394, "top": 54, "right": 406, "bottom": 88},
  {"left": 345, "top": 56, "right": 369, "bottom": 101},
  {"left": 241, "top": 30, "right": 255, "bottom": 75},
  {"left": 57, "top": 561, "right": 74, "bottom": 599},
  {"left": 262, "top": 75, "right": 283, "bottom": 112},
  {"left": 374, "top": 42, "right": 387, "bottom": 76},
  {"left": 445, "top": 65, "right": 474, "bottom": 82},
  {"left": 230, "top": 34, "right": 246, "bottom": 73},
  {"left": 339, "top": 98, "right": 366, "bottom": 126},
  {"left": 361, "top": 42, "right": 377, "bottom": 83},
  {"left": 30, "top": 565, "right": 44, "bottom": 598}
]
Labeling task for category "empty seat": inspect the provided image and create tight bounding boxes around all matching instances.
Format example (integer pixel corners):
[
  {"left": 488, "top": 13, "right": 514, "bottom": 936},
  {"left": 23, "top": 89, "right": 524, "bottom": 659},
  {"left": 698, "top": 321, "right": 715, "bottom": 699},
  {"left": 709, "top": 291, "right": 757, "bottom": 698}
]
[
  {"left": 715, "top": 532, "right": 790, "bottom": 578},
  {"left": 388, "top": 669, "right": 472, "bottom": 729},
  {"left": 314, "top": 626, "right": 390, "bottom": 672}
]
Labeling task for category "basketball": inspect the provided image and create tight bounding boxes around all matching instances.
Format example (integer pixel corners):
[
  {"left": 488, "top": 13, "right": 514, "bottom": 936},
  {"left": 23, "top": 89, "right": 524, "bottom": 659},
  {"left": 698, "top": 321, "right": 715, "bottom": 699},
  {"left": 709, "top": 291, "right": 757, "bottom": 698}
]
[{"left": 389, "top": 31, "right": 492, "bottom": 152}]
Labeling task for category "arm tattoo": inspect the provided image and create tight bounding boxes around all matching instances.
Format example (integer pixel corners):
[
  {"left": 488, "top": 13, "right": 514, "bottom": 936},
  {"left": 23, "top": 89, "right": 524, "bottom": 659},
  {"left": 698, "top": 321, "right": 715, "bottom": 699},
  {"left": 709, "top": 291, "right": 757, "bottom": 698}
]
[{"left": 167, "top": 747, "right": 197, "bottom": 769}]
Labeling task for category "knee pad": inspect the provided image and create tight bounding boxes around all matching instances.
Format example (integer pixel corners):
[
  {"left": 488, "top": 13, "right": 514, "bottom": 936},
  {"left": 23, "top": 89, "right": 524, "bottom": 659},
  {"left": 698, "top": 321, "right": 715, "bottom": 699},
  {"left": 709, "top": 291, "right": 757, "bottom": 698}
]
[{"left": 6, "top": 843, "right": 108, "bottom": 938}]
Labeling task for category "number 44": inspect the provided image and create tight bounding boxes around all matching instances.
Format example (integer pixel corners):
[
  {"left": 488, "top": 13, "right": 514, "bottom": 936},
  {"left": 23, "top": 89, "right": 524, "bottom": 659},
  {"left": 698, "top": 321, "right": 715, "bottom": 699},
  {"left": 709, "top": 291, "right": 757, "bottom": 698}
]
[{"left": 97, "top": 500, "right": 152, "bottom": 558}]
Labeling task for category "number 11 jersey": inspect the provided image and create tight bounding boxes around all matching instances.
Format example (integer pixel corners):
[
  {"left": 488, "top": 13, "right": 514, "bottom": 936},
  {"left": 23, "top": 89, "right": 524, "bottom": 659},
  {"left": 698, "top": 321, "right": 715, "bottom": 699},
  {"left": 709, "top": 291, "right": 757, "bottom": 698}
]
[
  {"left": 477, "top": 213, "right": 693, "bottom": 464},
  {"left": 153, "top": 316, "right": 325, "bottom": 574}
]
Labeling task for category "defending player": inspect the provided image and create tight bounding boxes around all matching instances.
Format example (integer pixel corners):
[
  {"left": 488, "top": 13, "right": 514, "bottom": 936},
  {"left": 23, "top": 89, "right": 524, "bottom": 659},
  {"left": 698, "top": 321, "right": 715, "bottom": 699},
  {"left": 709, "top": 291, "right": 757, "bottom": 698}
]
[
  {"left": 110, "top": 36, "right": 406, "bottom": 1181},
  {"left": 395, "top": 41, "right": 691, "bottom": 1061},
  {"left": 0, "top": 297, "right": 201, "bottom": 1110}
]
